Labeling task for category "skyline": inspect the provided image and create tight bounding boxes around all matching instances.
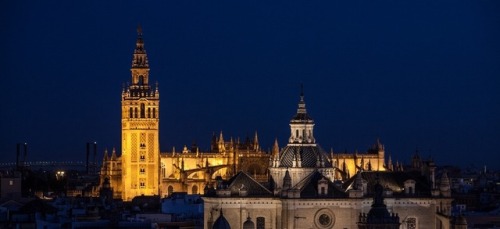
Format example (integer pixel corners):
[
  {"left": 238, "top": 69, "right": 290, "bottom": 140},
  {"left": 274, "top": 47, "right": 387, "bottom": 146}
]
[{"left": 2, "top": 1, "right": 499, "bottom": 169}]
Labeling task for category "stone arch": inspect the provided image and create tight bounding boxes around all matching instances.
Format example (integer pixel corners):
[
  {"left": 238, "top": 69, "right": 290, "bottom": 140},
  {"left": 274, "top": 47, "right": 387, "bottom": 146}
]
[{"left": 138, "top": 75, "right": 144, "bottom": 85}]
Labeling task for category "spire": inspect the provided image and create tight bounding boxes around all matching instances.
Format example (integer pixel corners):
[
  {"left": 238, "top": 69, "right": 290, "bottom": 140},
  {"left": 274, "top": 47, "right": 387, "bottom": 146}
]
[
  {"left": 253, "top": 131, "right": 259, "bottom": 151},
  {"left": 387, "top": 155, "right": 393, "bottom": 171},
  {"left": 111, "top": 147, "right": 117, "bottom": 160},
  {"left": 218, "top": 131, "right": 224, "bottom": 144},
  {"left": 297, "top": 84, "right": 307, "bottom": 115},
  {"left": 218, "top": 131, "right": 225, "bottom": 153},
  {"left": 272, "top": 138, "right": 279, "bottom": 158},
  {"left": 131, "top": 24, "right": 149, "bottom": 69},
  {"left": 103, "top": 148, "right": 109, "bottom": 161}
]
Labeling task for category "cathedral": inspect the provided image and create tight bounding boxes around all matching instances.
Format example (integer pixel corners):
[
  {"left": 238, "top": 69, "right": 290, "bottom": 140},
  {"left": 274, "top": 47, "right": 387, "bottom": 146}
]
[
  {"left": 100, "top": 27, "right": 467, "bottom": 228},
  {"left": 202, "top": 87, "right": 466, "bottom": 229},
  {"left": 99, "top": 27, "right": 270, "bottom": 201}
]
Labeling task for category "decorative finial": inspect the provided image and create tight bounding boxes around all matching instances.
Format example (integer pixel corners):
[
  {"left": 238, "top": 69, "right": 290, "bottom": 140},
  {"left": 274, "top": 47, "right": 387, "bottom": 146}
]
[{"left": 137, "top": 24, "right": 143, "bottom": 36}]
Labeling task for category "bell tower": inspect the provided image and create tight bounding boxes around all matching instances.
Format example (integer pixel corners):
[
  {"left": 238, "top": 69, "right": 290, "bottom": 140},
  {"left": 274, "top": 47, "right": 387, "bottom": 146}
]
[{"left": 121, "top": 25, "right": 160, "bottom": 201}]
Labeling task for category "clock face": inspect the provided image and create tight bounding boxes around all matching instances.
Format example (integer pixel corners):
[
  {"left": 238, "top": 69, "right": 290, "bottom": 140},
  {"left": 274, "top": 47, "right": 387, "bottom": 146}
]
[{"left": 319, "top": 214, "right": 331, "bottom": 226}]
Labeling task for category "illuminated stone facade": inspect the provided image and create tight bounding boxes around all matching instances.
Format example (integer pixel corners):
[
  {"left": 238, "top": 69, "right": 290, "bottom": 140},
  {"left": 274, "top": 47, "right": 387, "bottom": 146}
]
[
  {"left": 159, "top": 132, "right": 270, "bottom": 197},
  {"left": 100, "top": 28, "right": 444, "bottom": 207},
  {"left": 120, "top": 26, "right": 160, "bottom": 201},
  {"left": 202, "top": 93, "right": 464, "bottom": 229}
]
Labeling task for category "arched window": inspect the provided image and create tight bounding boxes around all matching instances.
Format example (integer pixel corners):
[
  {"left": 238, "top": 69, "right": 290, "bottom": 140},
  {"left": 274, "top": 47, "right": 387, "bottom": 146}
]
[
  {"left": 295, "top": 130, "right": 299, "bottom": 138},
  {"left": 134, "top": 108, "right": 138, "bottom": 118},
  {"left": 129, "top": 108, "right": 133, "bottom": 118},
  {"left": 192, "top": 185, "right": 198, "bottom": 194},
  {"left": 257, "top": 217, "right": 265, "bottom": 229},
  {"left": 140, "top": 104, "right": 145, "bottom": 118},
  {"left": 153, "top": 108, "right": 156, "bottom": 118},
  {"left": 243, "top": 218, "right": 255, "bottom": 229},
  {"left": 147, "top": 108, "right": 151, "bottom": 118},
  {"left": 138, "top": 75, "right": 144, "bottom": 85},
  {"left": 168, "top": 186, "right": 174, "bottom": 196}
]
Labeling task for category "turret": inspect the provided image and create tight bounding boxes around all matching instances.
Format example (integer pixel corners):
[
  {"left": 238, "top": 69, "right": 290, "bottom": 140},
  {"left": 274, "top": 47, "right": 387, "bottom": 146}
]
[
  {"left": 288, "top": 85, "right": 316, "bottom": 145},
  {"left": 272, "top": 139, "right": 280, "bottom": 167},
  {"left": 439, "top": 171, "right": 451, "bottom": 197}
]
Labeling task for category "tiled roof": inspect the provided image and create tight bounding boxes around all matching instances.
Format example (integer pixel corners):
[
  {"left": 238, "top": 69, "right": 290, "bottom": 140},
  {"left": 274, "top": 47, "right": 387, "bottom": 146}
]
[
  {"left": 293, "top": 171, "right": 348, "bottom": 198},
  {"left": 226, "top": 172, "right": 272, "bottom": 197},
  {"left": 291, "top": 112, "right": 314, "bottom": 122},
  {"left": 279, "top": 145, "right": 332, "bottom": 168}
]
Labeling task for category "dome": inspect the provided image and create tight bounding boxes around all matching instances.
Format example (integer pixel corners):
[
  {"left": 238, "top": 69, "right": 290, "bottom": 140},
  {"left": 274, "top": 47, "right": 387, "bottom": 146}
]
[
  {"left": 279, "top": 145, "right": 332, "bottom": 168},
  {"left": 291, "top": 110, "right": 314, "bottom": 122},
  {"left": 213, "top": 210, "right": 231, "bottom": 229}
]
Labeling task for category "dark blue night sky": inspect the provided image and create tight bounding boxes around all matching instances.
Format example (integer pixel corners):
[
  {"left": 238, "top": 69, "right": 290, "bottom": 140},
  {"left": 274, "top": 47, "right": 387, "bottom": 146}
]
[{"left": 2, "top": 1, "right": 499, "bottom": 169}]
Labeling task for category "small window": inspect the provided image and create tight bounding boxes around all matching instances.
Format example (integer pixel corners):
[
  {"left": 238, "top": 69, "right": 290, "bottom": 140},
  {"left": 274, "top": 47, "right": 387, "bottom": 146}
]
[
  {"left": 9, "top": 180, "right": 14, "bottom": 186},
  {"left": 407, "top": 217, "right": 417, "bottom": 229},
  {"left": 153, "top": 108, "right": 156, "bottom": 118},
  {"left": 140, "top": 168, "right": 146, "bottom": 174},
  {"left": 129, "top": 108, "right": 133, "bottom": 118},
  {"left": 257, "top": 217, "right": 265, "bottom": 229},
  {"left": 147, "top": 108, "right": 151, "bottom": 118}
]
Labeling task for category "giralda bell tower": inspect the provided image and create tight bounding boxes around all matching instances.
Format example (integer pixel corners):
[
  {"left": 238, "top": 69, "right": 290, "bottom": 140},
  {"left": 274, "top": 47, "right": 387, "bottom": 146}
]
[{"left": 121, "top": 26, "right": 160, "bottom": 201}]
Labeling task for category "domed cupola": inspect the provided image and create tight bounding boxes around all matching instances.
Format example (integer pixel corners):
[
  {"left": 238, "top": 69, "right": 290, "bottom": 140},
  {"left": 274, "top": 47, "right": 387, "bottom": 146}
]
[
  {"left": 269, "top": 87, "right": 336, "bottom": 191},
  {"left": 277, "top": 88, "right": 331, "bottom": 168}
]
